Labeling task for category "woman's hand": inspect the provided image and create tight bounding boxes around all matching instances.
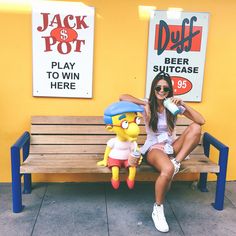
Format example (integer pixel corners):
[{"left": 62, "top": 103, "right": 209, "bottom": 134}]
[
  {"left": 170, "top": 97, "right": 205, "bottom": 125},
  {"left": 170, "top": 97, "right": 185, "bottom": 106}
]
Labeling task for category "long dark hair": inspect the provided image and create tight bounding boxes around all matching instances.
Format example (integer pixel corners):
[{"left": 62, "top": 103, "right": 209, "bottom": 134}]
[{"left": 148, "top": 71, "right": 176, "bottom": 133}]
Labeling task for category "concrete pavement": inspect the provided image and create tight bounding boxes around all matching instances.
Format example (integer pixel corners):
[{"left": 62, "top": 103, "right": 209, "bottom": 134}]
[{"left": 0, "top": 181, "right": 236, "bottom": 236}]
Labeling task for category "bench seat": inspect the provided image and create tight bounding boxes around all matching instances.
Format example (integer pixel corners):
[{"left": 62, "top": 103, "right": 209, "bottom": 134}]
[{"left": 20, "top": 154, "right": 219, "bottom": 174}]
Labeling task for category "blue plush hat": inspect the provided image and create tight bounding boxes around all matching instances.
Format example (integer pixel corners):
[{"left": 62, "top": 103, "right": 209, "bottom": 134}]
[{"left": 104, "top": 101, "right": 144, "bottom": 125}]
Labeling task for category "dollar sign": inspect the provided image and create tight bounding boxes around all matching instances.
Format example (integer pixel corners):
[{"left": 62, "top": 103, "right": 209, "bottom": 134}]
[{"left": 60, "top": 29, "right": 68, "bottom": 41}]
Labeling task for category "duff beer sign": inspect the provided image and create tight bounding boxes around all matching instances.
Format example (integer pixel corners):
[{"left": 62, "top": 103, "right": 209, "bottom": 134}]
[
  {"left": 32, "top": 2, "right": 95, "bottom": 98},
  {"left": 146, "top": 11, "right": 209, "bottom": 102}
]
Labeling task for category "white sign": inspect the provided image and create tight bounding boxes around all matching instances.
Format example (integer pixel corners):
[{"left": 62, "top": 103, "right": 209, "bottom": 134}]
[
  {"left": 146, "top": 11, "right": 209, "bottom": 102},
  {"left": 32, "top": 2, "right": 95, "bottom": 98}
]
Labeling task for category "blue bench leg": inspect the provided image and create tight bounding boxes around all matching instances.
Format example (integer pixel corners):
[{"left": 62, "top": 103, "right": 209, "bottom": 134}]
[
  {"left": 198, "top": 173, "right": 208, "bottom": 192},
  {"left": 23, "top": 174, "right": 32, "bottom": 194},
  {"left": 11, "top": 147, "right": 23, "bottom": 213},
  {"left": 213, "top": 173, "right": 225, "bottom": 210},
  {"left": 213, "top": 148, "right": 228, "bottom": 210},
  {"left": 202, "top": 132, "right": 229, "bottom": 211}
]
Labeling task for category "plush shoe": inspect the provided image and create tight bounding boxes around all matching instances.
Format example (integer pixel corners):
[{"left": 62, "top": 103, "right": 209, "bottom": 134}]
[
  {"left": 152, "top": 203, "right": 169, "bottom": 233},
  {"left": 126, "top": 178, "right": 135, "bottom": 189},
  {"left": 111, "top": 178, "right": 120, "bottom": 189}
]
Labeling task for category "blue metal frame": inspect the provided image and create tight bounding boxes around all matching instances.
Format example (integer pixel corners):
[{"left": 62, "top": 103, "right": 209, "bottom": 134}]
[
  {"left": 200, "top": 132, "right": 229, "bottom": 211},
  {"left": 11, "top": 132, "right": 31, "bottom": 213}
]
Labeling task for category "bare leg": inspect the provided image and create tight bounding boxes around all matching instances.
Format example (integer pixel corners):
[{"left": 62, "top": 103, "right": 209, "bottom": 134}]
[
  {"left": 173, "top": 123, "right": 201, "bottom": 162},
  {"left": 147, "top": 149, "right": 174, "bottom": 204}
]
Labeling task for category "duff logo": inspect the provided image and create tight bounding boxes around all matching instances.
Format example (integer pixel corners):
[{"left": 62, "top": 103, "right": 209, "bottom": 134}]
[
  {"left": 154, "top": 16, "right": 202, "bottom": 55},
  {"left": 37, "top": 13, "right": 89, "bottom": 55}
]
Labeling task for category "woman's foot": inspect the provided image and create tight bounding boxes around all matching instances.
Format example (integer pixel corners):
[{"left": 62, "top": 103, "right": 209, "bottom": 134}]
[
  {"left": 152, "top": 203, "right": 169, "bottom": 232},
  {"left": 171, "top": 158, "right": 180, "bottom": 177}
]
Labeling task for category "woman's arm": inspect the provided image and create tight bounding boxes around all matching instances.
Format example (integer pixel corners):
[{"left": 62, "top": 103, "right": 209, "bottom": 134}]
[
  {"left": 171, "top": 97, "right": 205, "bottom": 125},
  {"left": 182, "top": 103, "right": 205, "bottom": 125},
  {"left": 119, "top": 94, "right": 147, "bottom": 106},
  {"left": 120, "top": 94, "right": 150, "bottom": 122}
]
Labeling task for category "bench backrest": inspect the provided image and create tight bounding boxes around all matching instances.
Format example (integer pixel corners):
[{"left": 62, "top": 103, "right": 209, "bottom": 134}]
[{"left": 30, "top": 116, "right": 204, "bottom": 156}]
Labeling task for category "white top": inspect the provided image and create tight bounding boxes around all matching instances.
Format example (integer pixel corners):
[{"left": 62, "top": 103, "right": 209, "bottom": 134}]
[
  {"left": 107, "top": 137, "right": 137, "bottom": 160},
  {"left": 140, "top": 104, "right": 186, "bottom": 155}
]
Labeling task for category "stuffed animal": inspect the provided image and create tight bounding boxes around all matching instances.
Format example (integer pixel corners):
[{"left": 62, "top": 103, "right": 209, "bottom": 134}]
[{"left": 97, "top": 101, "right": 144, "bottom": 189}]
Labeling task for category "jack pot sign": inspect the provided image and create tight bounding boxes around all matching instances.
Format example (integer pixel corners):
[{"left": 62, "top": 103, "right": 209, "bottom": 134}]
[
  {"left": 146, "top": 11, "right": 209, "bottom": 102},
  {"left": 32, "top": 1, "right": 95, "bottom": 98}
]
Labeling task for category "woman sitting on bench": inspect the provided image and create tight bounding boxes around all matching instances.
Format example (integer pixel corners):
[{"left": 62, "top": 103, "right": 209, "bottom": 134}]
[{"left": 120, "top": 71, "right": 205, "bottom": 233}]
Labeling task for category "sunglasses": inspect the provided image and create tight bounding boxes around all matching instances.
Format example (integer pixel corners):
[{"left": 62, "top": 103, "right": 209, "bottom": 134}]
[{"left": 155, "top": 86, "right": 171, "bottom": 93}]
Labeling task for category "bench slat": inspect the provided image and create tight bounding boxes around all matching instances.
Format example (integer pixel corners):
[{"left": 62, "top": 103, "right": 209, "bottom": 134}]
[
  {"left": 31, "top": 124, "right": 112, "bottom": 134},
  {"left": 30, "top": 134, "right": 147, "bottom": 145},
  {"left": 30, "top": 134, "right": 203, "bottom": 145},
  {"left": 31, "top": 116, "right": 192, "bottom": 125},
  {"left": 31, "top": 116, "right": 105, "bottom": 125},
  {"left": 30, "top": 125, "right": 188, "bottom": 135},
  {"left": 20, "top": 154, "right": 219, "bottom": 174},
  {"left": 29, "top": 144, "right": 204, "bottom": 155},
  {"left": 176, "top": 116, "right": 193, "bottom": 125}
]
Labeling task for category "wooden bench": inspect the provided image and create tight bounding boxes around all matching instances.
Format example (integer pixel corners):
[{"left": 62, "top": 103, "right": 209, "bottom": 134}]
[{"left": 11, "top": 116, "right": 229, "bottom": 213}]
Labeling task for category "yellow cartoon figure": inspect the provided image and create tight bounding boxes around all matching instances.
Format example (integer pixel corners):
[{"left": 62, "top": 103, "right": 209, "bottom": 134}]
[{"left": 97, "top": 101, "right": 144, "bottom": 189}]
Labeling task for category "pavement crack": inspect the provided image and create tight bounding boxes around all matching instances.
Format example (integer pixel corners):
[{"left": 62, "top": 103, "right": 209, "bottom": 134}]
[
  {"left": 30, "top": 183, "right": 48, "bottom": 236},
  {"left": 167, "top": 198, "right": 185, "bottom": 235},
  {"left": 104, "top": 183, "right": 110, "bottom": 236}
]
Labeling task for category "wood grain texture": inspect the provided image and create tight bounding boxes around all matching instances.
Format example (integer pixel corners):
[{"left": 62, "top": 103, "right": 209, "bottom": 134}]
[{"left": 19, "top": 116, "right": 217, "bottom": 175}]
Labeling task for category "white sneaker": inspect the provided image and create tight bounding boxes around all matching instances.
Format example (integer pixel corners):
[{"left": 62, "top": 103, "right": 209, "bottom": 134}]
[
  {"left": 171, "top": 158, "right": 180, "bottom": 176},
  {"left": 152, "top": 203, "right": 169, "bottom": 232}
]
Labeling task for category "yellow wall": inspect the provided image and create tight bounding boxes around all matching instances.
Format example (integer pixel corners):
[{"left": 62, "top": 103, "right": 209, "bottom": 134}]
[{"left": 0, "top": 0, "right": 235, "bottom": 182}]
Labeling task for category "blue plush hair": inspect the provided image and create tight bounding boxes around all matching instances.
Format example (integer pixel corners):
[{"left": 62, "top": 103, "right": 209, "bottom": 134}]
[{"left": 104, "top": 101, "right": 144, "bottom": 125}]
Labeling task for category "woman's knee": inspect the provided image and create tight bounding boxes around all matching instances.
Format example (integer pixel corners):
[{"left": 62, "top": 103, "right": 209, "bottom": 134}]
[
  {"left": 189, "top": 123, "right": 201, "bottom": 136},
  {"left": 160, "top": 163, "right": 174, "bottom": 179}
]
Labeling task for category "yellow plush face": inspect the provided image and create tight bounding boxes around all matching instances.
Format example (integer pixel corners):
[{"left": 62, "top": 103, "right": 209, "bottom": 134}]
[{"left": 106, "top": 112, "right": 141, "bottom": 141}]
